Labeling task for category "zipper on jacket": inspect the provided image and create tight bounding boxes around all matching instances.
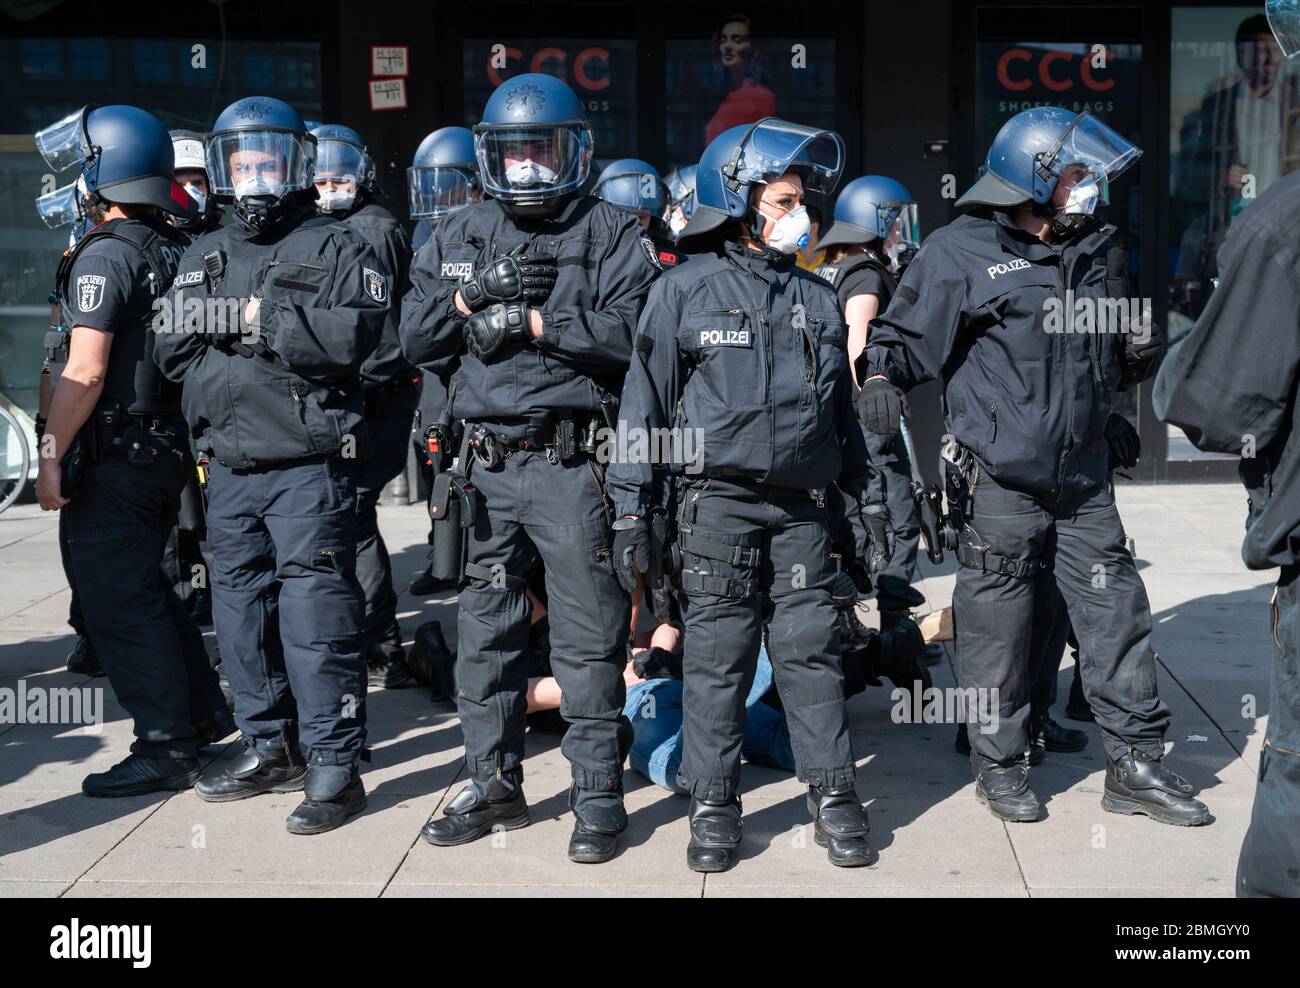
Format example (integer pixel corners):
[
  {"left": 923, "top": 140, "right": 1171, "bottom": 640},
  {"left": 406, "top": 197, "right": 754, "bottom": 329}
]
[
  {"left": 989, "top": 402, "right": 998, "bottom": 444},
  {"left": 268, "top": 260, "right": 328, "bottom": 272}
]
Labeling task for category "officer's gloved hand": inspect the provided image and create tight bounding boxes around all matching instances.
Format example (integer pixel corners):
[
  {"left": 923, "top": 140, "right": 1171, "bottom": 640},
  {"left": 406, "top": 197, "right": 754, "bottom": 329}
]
[
  {"left": 460, "top": 246, "right": 558, "bottom": 313},
  {"left": 463, "top": 302, "right": 530, "bottom": 363},
  {"left": 611, "top": 517, "right": 651, "bottom": 594},
  {"left": 1104, "top": 412, "right": 1141, "bottom": 471},
  {"left": 857, "top": 376, "right": 907, "bottom": 436},
  {"left": 861, "top": 502, "right": 892, "bottom": 576}
]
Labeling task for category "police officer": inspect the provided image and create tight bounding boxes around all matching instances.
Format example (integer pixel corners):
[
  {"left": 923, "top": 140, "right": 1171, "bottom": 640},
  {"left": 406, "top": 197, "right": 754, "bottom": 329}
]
[
  {"left": 593, "top": 158, "right": 686, "bottom": 269},
  {"left": 169, "top": 129, "right": 223, "bottom": 235},
  {"left": 310, "top": 123, "right": 420, "bottom": 689},
  {"left": 32, "top": 104, "right": 232, "bottom": 795},
  {"left": 814, "top": 177, "right": 932, "bottom": 643},
  {"left": 858, "top": 107, "right": 1207, "bottom": 826},
  {"left": 662, "top": 164, "right": 697, "bottom": 240},
  {"left": 1154, "top": 0, "right": 1300, "bottom": 897},
  {"left": 401, "top": 73, "right": 659, "bottom": 863},
  {"left": 404, "top": 126, "right": 481, "bottom": 597},
  {"left": 608, "top": 118, "right": 874, "bottom": 872},
  {"left": 153, "top": 97, "right": 389, "bottom": 835}
]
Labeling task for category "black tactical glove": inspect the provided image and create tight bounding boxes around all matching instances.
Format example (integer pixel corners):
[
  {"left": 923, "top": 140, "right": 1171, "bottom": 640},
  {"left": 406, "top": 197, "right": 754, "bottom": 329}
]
[
  {"left": 463, "top": 302, "right": 530, "bottom": 363},
  {"left": 460, "top": 246, "right": 558, "bottom": 313},
  {"left": 611, "top": 517, "right": 651, "bottom": 594},
  {"left": 857, "top": 376, "right": 907, "bottom": 436},
  {"left": 1104, "top": 412, "right": 1141, "bottom": 471},
  {"left": 861, "top": 502, "right": 892, "bottom": 576},
  {"left": 1120, "top": 318, "right": 1166, "bottom": 388}
]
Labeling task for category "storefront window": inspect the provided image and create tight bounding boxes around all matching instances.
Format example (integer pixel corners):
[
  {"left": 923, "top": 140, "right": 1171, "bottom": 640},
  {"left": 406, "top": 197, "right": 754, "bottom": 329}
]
[
  {"left": 463, "top": 39, "right": 638, "bottom": 162},
  {"left": 663, "top": 9, "right": 835, "bottom": 181},
  {"left": 1168, "top": 7, "right": 1295, "bottom": 460}
]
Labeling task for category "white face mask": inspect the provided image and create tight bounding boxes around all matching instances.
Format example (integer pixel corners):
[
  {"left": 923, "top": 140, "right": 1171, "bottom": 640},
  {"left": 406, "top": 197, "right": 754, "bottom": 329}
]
[
  {"left": 316, "top": 186, "right": 356, "bottom": 213},
  {"left": 1060, "top": 175, "right": 1100, "bottom": 217},
  {"left": 668, "top": 207, "right": 687, "bottom": 237},
  {"left": 183, "top": 183, "right": 207, "bottom": 214},
  {"left": 505, "top": 159, "right": 558, "bottom": 188},
  {"left": 234, "top": 175, "right": 286, "bottom": 200},
  {"left": 758, "top": 204, "right": 810, "bottom": 254}
]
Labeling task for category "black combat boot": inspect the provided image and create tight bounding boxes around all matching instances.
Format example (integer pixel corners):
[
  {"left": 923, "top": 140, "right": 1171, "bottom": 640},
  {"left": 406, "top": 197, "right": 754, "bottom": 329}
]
[
  {"left": 66, "top": 636, "right": 103, "bottom": 677},
  {"left": 1033, "top": 715, "right": 1088, "bottom": 752},
  {"left": 285, "top": 759, "right": 367, "bottom": 835},
  {"left": 1102, "top": 748, "right": 1211, "bottom": 826},
  {"left": 881, "top": 607, "right": 944, "bottom": 666},
  {"left": 808, "top": 784, "right": 872, "bottom": 867},
  {"left": 567, "top": 784, "right": 627, "bottom": 864},
  {"left": 82, "top": 752, "right": 201, "bottom": 797},
  {"left": 686, "top": 795, "right": 743, "bottom": 873},
  {"left": 975, "top": 760, "right": 1043, "bottom": 822},
  {"left": 196, "top": 742, "right": 306, "bottom": 802},
  {"left": 365, "top": 642, "right": 417, "bottom": 689},
  {"left": 421, "top": 775, "right": 529, "bottom": 846},
  {"left": 407, "top": 621, "right": 457, "bottom": 701},
  {"left": 193, "top": 707, "right": 238, "bottom": 749}
]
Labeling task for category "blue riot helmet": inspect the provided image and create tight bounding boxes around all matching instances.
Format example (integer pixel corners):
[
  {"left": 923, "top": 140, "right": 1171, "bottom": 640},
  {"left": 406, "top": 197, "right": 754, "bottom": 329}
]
[
  {"left": 408, "top": 126, "right": 481, "bottom": 221},
  {"left": 311, "top": 123, "right": 376, "bottom": 213},
  {"left": 955, "top": 108, "right": 1140, "bottom": 236},
  {"left": 1268, "top": 0, "right": 1300, "bottom": 58},
  {"left": 662, "top": 163, "right": 698, "bottom": 236},
  {"left": 678, "top": 118, "right": 844, "bottom": 251},
  {"left": 818, "top": 175, "right": 919, "bottom": 270},
  {"left": 34, "top": 104, "right": 195, "bottom": 218},
  {"left": 473, "top": 72, "right": 593, "bottom": 217},
  {"left": 207, "top": 96, "right": 316, "bottom": 231},
  {"left": 594, "top": 158, "right": 667, "bottom": 219}
]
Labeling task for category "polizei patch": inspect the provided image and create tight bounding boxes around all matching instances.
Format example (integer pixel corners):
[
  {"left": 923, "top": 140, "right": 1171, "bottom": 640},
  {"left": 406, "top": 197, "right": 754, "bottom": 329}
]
[
  {"left": 174, "top": 269, "right": 205, "bottom": 287},
  {"left": 987, "top": 258, "right": 1031, "bottom": 279},
  {"left": 440, "top": 260, "right": 473, "bottom": 280},
  {"left": 76, "top": 275, "right": 106, "bottom": 312},
  {"left": 699, "top": 327, "right": 751, "bottom": 347},
  {"left": 363, "top": 267, "right": 388, "bottom": 302}
]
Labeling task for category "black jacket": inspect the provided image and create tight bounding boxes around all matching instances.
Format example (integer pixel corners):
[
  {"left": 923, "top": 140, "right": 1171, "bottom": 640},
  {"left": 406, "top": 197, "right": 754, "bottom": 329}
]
[
  {"left": 859, "top": 210, "right": 1140, "bottom": 501},
  {"left": 1156, "top": 170, "right": 1300, "bottom": 570},
  {"left": 153, "top": 205, "right": 388, "bottom": 468},
  {"left": 399, "top": 195, "right": 659, "bottom": 422},
  {"left": 608, "top": 241, "right": 868, "bottom": 517},
  {"left": 335, "top": 198, "right": 415, "bottom": 389}
]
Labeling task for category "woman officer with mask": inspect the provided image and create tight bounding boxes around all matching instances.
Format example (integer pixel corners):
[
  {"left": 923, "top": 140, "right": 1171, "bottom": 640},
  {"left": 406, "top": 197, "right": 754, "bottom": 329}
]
[{"left": 607, "top": 118, "right": 877, "bottom": 874}]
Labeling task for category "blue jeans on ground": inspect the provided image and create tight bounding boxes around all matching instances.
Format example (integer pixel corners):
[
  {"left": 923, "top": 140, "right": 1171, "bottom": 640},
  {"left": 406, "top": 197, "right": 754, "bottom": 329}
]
[{"left": 624, "top": 644, "right": 795, "bottom": 793}]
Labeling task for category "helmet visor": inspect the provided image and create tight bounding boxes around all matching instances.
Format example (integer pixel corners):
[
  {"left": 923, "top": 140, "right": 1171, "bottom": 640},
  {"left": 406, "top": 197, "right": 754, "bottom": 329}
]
[
  {"left": 598, "top": 172, "right": 667, "bottom": 215},
  {"left": 34, "top": 108, "right": 90, "bottom": 173},
  {"left": 881, "top": 201, "right": 920, "bottom": 250},
  {"left": 207, "top": 130, "right": 315, "bottom": 198},
  {"left": 408, "top": 166, "right": 478, "bottom": 219},
  {"left": 34, "top": 182, "right": 79, "bottom": 228},
  {"left": 315, "top": 139, "right": 368, "bottom": 185},
  {"left": 733, "top": 120, "right": 845, "bottom": 195},
  {"left": 1268, "top": 0, "right": 1300, "bottom": 58},
  {"left": 1035, "top": 112, "right": 1141, "bottom": 204},
  {"left": 475, "top": 125, "right": 592, "bottom": 201}
]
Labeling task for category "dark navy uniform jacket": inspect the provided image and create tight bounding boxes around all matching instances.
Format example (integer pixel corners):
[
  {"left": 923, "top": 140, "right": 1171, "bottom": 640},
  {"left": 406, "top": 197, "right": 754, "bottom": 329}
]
[
  {"left": 336, "top": 198, "right": 415, "bottom": 389},
  {"left": 153, "top": 205, "right": 388, "bottom": 468},
  {"left": 859, "top": 209, "right": 1139, "bottom": 502},
  {"left": 399, "top": 195, "right": 659, "bottom": 422},
  {"left": 1156, "top": 170, "right": 1300, "bottom": 570},
  {"left": 608, "top": 241, "right": 869, "bottom": 518}
]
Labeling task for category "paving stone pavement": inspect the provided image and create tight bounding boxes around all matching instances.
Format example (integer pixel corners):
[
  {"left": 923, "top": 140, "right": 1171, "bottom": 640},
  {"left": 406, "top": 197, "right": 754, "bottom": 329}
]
[{"left": 0, "top": 482, "right": 1273, "bottom": 897}]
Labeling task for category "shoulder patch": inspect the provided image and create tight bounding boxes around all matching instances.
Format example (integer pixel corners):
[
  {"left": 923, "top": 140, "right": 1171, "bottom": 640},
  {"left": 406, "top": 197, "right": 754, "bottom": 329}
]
[
  {"left": 76, "top": 274, "right": 107, "bottom": 312},
  {"left": 639, "top": 236, "right": 662, "bottom": 271},
  {"left": 174, "top": 269, "right": 205, "bottom": 287},
  {"left": 363, "top": 267, "right": 388, "bottom": 303}
]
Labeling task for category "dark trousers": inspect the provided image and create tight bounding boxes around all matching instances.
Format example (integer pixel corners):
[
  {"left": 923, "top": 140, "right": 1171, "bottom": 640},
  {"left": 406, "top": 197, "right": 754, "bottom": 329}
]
[
  {"left": 355, "top": 388, "right": 419, "bottom": 655},
  {"left": 676, "top": 478, "right": 856, "bottom": 801},
  {"left": 63, "top": 435, "right": 226, "bottom": 760},
  {"left": 456, "top": 447, "right": 631, "bottom": 789},
  {"left": 160, "top": 472, "right": 207, "bottom": 608},
  {"left": 1029, "top": 586, "right": 1074, "bottom": 726},
  {"left": 205, "top": 457, "right": 367, "bottom": 763},
  {"left": 860, "top": 428, "right": 925, "bottom": 612},
  {"left": 954, "top": 472, "right": 1170, "bottom": 768},
  {"left": 1237, "top": 564, "right": 1300, "bottom": 897}
]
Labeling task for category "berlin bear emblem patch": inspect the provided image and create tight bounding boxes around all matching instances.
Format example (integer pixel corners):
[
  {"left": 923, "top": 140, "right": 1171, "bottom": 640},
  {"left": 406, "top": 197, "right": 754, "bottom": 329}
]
[
  {"left": 76, "top": 275, "right": 106, "bottom": 312},
  {"left": 363, "top": 268, "right": 388, "bottom": 303}
]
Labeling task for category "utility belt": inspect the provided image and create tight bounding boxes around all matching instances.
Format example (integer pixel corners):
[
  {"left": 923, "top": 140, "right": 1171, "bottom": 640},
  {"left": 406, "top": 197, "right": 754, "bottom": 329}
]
[
  {"left": 363, "top": 376, "right": 420, "bottom": 417},
  {"left": 463, "top": 410, "right": 606, "bottom": 469},
  {"left": 62, "top": 402, "right": 185, "bottom": 497},
  {"left": 912, "top": 438, "right": 1037, "bottom": 580}
]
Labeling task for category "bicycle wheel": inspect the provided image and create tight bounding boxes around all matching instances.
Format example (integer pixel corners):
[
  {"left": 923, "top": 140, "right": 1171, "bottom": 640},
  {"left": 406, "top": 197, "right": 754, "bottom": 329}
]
[{"left": 0, "top": 406, "right": 32, "bottom": 514}]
